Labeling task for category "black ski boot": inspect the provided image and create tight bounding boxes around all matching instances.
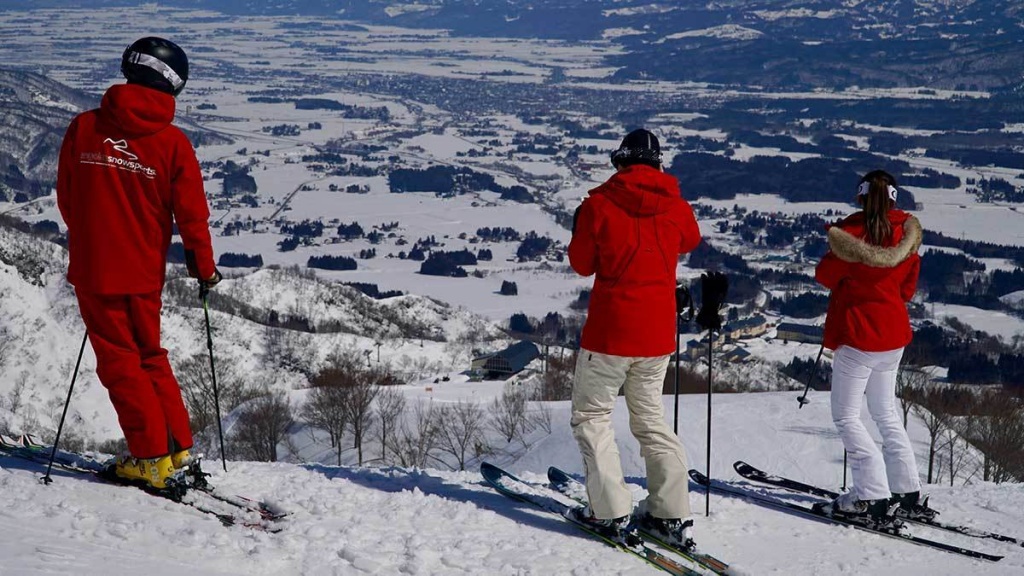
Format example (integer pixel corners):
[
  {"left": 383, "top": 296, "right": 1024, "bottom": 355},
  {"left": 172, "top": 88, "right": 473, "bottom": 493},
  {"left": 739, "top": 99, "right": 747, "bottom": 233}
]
[
  {"left": 813, "top": 492, "right": 905, "bottom": 533},
  {"left": 565, "top": 506, "right": 642, "bottom": 548},
  {"left": 637, "top": 512, "right": 696, "bottom": 551},
  {"left": 890, "top": 491, "right": 938, "bottom": 522},
  {"left": 864, "top": 498, "right": 905, "bottom": 533}
]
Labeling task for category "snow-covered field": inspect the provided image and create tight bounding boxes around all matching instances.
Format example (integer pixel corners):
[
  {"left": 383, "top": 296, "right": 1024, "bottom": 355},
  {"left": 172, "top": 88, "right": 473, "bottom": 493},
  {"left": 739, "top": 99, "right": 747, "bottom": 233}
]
[
  {"left": 1, "top": 391, "right": 1022, "bottom": 575},
  {"left": 928, "top": 303, "right": 1024, "bottom": 343}
]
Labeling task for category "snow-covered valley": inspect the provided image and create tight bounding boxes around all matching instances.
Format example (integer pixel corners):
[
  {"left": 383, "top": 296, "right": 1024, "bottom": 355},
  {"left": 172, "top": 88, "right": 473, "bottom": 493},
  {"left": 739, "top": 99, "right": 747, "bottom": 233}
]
[{"left": 1, "top": 4, "right": 1023, "bottom": 575}]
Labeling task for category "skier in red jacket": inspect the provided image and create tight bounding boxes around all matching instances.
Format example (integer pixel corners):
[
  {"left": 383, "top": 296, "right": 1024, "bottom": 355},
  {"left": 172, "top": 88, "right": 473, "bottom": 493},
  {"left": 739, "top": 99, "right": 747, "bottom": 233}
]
[
  {"left": 56, "top": 37, "right": 220, "bottom": 490},
  {"left": 814, "top": 170, "right": 929, "bottom": 528},
  {"left": 567, "top": 128, "right": 702, "bottom": 548}
]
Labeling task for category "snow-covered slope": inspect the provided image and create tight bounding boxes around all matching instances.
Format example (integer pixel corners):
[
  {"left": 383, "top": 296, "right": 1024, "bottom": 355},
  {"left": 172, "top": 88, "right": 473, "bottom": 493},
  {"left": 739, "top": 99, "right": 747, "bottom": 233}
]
[
  {"left": 1, "top": 391, "right": 1022, "bottom": 575},
  {"left": 0, "top": 221, "right": 506, "bottom": 446},
  {"left": 212, "top": 267, "right": 502, "bottom": 343},
  {"left": 0, "top": 222, "right": 122, "bottom": 440}
]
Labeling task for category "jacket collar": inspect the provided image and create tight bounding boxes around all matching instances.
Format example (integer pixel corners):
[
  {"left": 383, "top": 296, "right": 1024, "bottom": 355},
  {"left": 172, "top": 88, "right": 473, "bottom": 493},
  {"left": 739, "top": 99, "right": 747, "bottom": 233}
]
[{"left": 828, "top": 214, "right": 922, "bottom": 267}]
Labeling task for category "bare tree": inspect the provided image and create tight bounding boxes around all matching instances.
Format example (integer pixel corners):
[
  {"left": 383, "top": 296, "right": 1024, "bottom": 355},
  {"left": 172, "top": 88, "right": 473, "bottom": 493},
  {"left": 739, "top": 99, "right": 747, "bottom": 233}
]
[
  {"left": 966, "top": 388, "right": 1024, "bottom": 483},
  {"left": 343, "top": 370, "right": 380, "bottom": 466},
  {"left": 306, "top": 352, "right": 381, "bottom": 465},
  {"left": 262, "top": 321, "right": 284, "bottom": 365},
  {"left": 264, "top": 325, "right": 314, "bottom": 377},
  {"left": 939, "top": 423, "right": 973, "bottom": 487},
  {"left": 306, "top": 356, "right": 362, "bottom": 447},
  {"left": 175, "top": 353, "right": 257, "bottom": 448},
  {"left": 896, "top": 365, "right": 930, "bottom": 428},
  {"left": 434, "top": 400, "right": 489, "bottom": 471},
  {"left": 410, "top": 356, "right": 430, "bottom": 381},
  {"left": 375, "top": 385, "right": 406, "bottom": 463},
  {"left": 0, "top": 324, "right": 14, "bottom": 368},
  {"left": 443, "top": 341, "right": 473, "bottom": 372},
  {"left": 912, "top": 387, "right": 951, "bottom": 484},
  {"left": 529, "top": 400, "right": 554, "bottom": 435},
  {"left": 490, "top": 384, "right": 532, "bottom": 444},
  {"left": 535, "top": 350, "right": 575, "bottom": 401},
  {"left": 230, "top": 391, "right": 294, "bottom": 462},
  {"left": 388, "top": 400, "right": 438, "bottom": 468},
  {"left": 3, "top": 371, "right": 28, "bottom": 415},
  {"left": 177, "top": 354, "right": 219, "bottom": 436},
  {"left": 301, "top": 382, "right": 349, "bottom": 465}
]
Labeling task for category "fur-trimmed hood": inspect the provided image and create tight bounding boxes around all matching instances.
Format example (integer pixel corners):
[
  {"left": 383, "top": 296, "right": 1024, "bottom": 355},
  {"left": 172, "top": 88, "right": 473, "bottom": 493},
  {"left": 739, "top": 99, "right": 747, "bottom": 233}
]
[{"left": 827, "top": 214, "right": 922, "bottom": 268}]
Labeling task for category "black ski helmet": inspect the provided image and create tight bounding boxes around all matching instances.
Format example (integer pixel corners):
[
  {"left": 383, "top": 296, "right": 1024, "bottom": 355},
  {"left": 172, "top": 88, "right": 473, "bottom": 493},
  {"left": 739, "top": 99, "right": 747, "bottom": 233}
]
[
  {"left": 121, "top": 37, "right": 189, "bottom": 96},
  {"left": 610, "top": 128, "right": 662, "bottom": 169}
]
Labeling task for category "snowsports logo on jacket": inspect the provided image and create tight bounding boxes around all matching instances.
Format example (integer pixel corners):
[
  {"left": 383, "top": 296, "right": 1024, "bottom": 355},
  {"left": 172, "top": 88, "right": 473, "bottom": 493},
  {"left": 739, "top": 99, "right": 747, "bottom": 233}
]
[
  {"left": 79, "top": 138, "right": 157, "bottom": 179},
  {"left": 104, "top": 138, "right": 138, "bottom": 160}
]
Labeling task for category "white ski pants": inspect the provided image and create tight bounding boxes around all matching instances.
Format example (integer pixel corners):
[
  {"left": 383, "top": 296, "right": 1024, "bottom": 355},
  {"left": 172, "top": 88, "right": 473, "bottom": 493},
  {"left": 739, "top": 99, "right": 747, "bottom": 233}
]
[
  {"left": 571, "top": 349, "right": 691, "bottom": 520},
  {"left": 830, "top": 345, "right": 921, "bottom": 501}
]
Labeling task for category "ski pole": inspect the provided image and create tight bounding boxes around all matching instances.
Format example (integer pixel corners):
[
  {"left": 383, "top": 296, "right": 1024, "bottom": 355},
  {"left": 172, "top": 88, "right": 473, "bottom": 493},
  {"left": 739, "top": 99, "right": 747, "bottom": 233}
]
[
  {"left": 842, "top": 450, "right": 848, "bottom": 491},
  {"left": 200, "top": 284, "right": 228, "bottom": 473},
  {"left": 705, "top": 329, "right": 714, "bottom": 518},
  {"left": 41, "top": 332, "right": 88, "bottom": 485},
  {"left": 796, "top": 343, "right": 825, "bottom": 409},
  {"left": 674, "top": 316, "right": 681, "bottom": 435},
  {"left": 673, "top": 284, "right": 693, "bottom": 436},
  {"left": 692, "top": 272, "right": 724, "bottom": 518}
]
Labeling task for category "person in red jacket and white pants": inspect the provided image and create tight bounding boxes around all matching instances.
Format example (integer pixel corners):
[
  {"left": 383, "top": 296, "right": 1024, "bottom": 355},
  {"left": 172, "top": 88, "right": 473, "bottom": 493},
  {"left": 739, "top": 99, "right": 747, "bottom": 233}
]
[
  {"left": 56, "top": 37, "right": 220, "bottom": 490},
  {"left": 814, "top": 170, "right": 927, "bottom": 527},
  {"left": 567, "top": 129, "right": 702, "bottom": 548}
]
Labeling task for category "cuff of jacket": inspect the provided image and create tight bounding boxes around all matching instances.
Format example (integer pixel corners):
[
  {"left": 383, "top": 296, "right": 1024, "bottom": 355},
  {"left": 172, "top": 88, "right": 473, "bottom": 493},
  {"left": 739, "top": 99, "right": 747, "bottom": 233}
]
[{"left": 185, "top": 247, "right": 217, "bottom": 280}]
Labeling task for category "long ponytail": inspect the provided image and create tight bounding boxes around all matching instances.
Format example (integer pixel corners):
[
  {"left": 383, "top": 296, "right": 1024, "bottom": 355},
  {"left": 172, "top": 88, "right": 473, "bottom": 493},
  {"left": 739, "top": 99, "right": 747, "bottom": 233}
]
[{"left": 858, "top": 170, "right": 897, "bottom": 246}]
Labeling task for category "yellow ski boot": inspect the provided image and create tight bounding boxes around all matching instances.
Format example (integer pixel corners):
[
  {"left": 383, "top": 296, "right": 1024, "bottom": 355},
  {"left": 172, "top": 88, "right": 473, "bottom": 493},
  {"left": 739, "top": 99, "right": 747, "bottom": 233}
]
[
  {"left": 170, "top": 449, "right": 193, "bottom": 470},
  {"left": 113, "top": 454, "right": 176, "bottom": 490}
]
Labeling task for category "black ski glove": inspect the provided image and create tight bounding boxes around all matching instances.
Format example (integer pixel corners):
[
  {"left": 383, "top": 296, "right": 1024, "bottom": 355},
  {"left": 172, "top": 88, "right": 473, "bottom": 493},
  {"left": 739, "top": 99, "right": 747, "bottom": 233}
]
[
  {"left": 571, "top": 205, "right": 582, "bottom": 235},
  {"left": 696, "top": 271, "right": 729, "bottom": 331},
  {"left": 676, "top": 283, "right": 694, "bottom": 321},
  {"left": 201, "top": 268, "right": 223, "bottom": 288},
  {"left": 197, "top": 268, "right": 222, "bottom": 298}
]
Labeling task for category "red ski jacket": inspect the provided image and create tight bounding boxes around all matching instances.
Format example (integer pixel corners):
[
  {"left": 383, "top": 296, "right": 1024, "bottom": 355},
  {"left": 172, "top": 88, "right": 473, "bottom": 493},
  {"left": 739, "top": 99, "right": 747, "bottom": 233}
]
[
  {"left": 569, "top": 165, "right": 701, "bottom": 357},
  {"left": 57, "top": 83, "right": 215, "bottom": 294},
  {"left": 815, "top": 210, "right": 922, "bottom": 352}
]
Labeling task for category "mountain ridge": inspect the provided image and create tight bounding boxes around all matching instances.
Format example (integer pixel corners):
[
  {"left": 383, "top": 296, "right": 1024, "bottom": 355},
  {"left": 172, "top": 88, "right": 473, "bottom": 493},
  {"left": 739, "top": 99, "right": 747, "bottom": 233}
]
[
  {"left": 2, "top": 2, "right": 1021, "bottom": 91},
  {"left": 0, "top": 68, "right": 95, "bottom": 201}
]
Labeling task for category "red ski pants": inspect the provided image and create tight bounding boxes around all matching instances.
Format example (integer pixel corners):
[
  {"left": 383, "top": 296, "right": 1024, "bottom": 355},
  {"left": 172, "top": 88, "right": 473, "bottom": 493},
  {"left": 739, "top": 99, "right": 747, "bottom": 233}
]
[{"left": 76, "top": 290, "right": 193, "bottom": 459}]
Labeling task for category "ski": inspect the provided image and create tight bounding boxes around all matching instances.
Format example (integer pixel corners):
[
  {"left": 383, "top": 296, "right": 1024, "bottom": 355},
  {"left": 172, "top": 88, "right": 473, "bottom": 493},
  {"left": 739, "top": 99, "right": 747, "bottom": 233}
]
[
  {"left": 733, "top": 460, "right": 1024, "bottom": 548},
  {"left": 195, "top": 485, "right": 289, "bottom": 521},
  {"left": 5, "top": 437, "right": 286, "bottom": 519},
  {"left": 733, "top": 461, "right": 835, "bottom": 499},
  {"left": 93, "top": 464, "right": 273, "bottom": 530},
  {"left": 688, "top": 469, "right": 1003, "bottom": 562},
  {"left": 178, "top": 461, "right": 289, "bottom": 521},
  {"left": 0, "top": 441, "right": 285, "bottom": 531},
  {"left": 546, "top": 466, "right": 739, "bottom": 576},
  {"left": 0, "top": 438, "right": 109, "bottom": 474},
  {"left": 94, "top": 461, "right": 286, "bottom": 531},
  {"left": 480, "top": 462, "right": 704, "bottom": 576}
]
